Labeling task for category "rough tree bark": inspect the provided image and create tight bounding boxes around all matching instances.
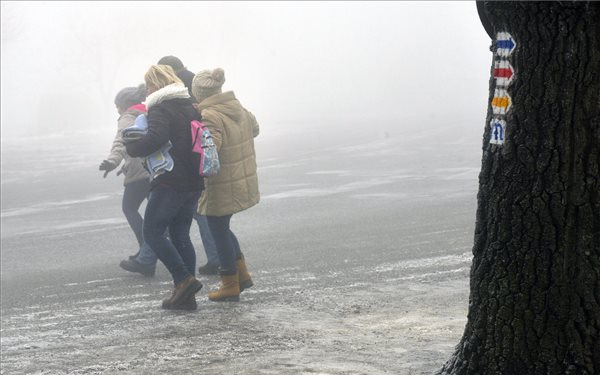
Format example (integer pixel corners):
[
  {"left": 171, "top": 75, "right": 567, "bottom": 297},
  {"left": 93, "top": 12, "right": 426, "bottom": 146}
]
[{"left": 438, "top": 2, "right": 599, "bottom": 375}]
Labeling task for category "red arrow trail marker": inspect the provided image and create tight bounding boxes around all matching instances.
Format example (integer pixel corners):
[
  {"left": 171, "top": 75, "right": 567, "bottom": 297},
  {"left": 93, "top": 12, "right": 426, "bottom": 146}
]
[{"left": 494, "top": 60, "right": 514, "bottom": 86}]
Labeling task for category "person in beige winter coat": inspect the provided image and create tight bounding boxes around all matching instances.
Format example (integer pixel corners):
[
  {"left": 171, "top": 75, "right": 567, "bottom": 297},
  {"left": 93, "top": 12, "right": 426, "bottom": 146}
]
[
  {"left": 192, "top": 68, "right": 260, "bottom": 302},
  {"left": 99, "top": 84, "right": 157, "bottom": 277}
]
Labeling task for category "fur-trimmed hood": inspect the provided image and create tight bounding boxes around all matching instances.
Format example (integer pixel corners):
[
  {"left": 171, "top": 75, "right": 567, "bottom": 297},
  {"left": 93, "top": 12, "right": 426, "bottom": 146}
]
[{"left": 145, "top": 83, "right": 190, "bottom": 109}]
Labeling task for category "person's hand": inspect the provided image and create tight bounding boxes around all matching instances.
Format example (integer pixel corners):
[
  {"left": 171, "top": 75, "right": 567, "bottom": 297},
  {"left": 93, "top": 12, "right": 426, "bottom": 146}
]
[{"left": 99, "top": 160, "right": 117, "bottom": 178}]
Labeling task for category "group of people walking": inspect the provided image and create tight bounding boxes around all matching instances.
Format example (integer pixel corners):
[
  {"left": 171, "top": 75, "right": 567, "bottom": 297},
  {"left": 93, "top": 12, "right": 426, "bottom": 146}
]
[{"left": 99, "top": 56, "right": 260, "bottom": 310}]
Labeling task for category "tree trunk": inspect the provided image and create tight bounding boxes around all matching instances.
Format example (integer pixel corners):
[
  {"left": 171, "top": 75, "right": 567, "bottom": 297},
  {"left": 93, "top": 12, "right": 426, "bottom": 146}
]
[{"left": 438, "top": 2, "right": 600, "bottom": 375}]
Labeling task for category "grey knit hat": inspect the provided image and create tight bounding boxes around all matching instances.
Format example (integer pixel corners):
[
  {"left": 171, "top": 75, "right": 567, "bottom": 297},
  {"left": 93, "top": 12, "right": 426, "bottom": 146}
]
[
  {"left": 114, "top": 84, "right": 146, "bottom": 109},
  {"left": 192, "top": 68, "right": 225, "bottom": 101}
]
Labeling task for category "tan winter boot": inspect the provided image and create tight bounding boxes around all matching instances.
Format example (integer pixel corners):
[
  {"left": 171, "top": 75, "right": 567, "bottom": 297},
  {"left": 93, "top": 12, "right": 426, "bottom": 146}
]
[
  {"left": 208, "top": 273, "right": 240, "bottom": 302},
  {"left": 237, "top": 257, "right": 254, "bottom": 292}
]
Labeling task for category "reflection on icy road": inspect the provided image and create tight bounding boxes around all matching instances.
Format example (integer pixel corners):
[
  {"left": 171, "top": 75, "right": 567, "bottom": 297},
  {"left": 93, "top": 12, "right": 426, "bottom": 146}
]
[
  {"left": 1, "top": 254, "right": 470, "bottom": 374},
  {"left": 1, "top": 123, "right": 480, "bottom": 374}
]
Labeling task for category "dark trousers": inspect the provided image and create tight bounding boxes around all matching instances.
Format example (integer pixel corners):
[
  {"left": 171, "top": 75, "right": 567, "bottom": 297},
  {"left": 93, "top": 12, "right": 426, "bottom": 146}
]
[
  {"left": 143, "top": 185, "right": 201, "bottom": 284},
  {"left": 206, "top": 214, "right": 242, "bottom": 275},
  {"left": 193, "top": 213, "right": 219, "bottom": 267},
  {"left": 122, "top": 178, "right": 150, "bottom": 246}
]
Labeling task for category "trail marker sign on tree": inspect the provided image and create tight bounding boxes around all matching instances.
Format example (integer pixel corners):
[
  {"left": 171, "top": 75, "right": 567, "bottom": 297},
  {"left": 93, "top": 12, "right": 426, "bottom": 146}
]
[
  {"left": 489, "top": 118, "right": 506, "bottom": 145},
  {"left": 496, "top": 32, "right": 516, "bottom": 57},
  {"left": 492, "top": 88, "right": 512, "bottom": 115},
  {"left": 493, "top": 60, "right": 514, "bottom": 87}
]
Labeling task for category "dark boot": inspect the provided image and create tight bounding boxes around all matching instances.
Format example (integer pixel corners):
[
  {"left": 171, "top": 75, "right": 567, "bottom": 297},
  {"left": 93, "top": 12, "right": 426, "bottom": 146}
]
[
  {"left": 162, "top": 293, "right": 197, "bottom": 311},
  {"left": 237, "top": 256, "right": 253, "bottom": 292},
  {"left": 208, "top": 273, "right": 240, "bottom": 302},
  {"left": 162, "top": 275, "right": 203, "bottom": 308},
  {"left": 119, "top": 259, "right": 156, "bottom": 277}
]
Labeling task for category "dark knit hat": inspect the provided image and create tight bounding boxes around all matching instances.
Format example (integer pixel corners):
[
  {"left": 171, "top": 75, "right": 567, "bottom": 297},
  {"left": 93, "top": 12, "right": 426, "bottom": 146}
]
[
  {"left": 114, "top": 84, "right": 146, "bottom": 109},
  {"left": 192, "top": 68, "right": 225, "bottom": 101},
  {"left": 157, "top": 56, "right": 185, "bottom": 73}
]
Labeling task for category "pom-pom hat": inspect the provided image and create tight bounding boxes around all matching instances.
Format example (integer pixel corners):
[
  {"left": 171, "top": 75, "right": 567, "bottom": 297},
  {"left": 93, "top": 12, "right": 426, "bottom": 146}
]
[{"left": 192, "top": 68, "right": 225, "bottom": 102}]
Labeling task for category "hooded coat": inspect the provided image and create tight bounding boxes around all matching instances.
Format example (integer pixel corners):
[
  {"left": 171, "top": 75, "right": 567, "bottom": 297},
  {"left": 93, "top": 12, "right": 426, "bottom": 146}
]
[
  {"left": 126, "top": 84, "right": 203, "bottom": 192},
  {"left": 106, "top": 104, "right": 150, "bottom": 185},
  {"left": 195, "top": 91, "right": 260, "bottom": 216}
]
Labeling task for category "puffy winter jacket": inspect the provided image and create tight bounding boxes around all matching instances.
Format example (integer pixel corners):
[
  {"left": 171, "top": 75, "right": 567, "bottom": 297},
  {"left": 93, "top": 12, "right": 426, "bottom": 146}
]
[
  {"left": 126, "top": 84, "right": 203, "bottom": 192},
  {"left": 195, "top": 91, "right": 260, "bottom": 216}
]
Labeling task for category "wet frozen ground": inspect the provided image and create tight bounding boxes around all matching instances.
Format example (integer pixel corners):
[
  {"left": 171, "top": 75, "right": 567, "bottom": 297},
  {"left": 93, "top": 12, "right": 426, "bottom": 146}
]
[{"left": 1, "top": 121, "right": 482, "bottom": 374}]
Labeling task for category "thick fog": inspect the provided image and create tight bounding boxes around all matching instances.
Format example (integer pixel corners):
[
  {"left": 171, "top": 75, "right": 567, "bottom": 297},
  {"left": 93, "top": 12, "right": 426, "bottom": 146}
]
[
  {"left": 1, "top": 1, "right": 491, "bottom": 141},
  {"left": 2, "top": 3, "right": 497, "bottom": 372}
]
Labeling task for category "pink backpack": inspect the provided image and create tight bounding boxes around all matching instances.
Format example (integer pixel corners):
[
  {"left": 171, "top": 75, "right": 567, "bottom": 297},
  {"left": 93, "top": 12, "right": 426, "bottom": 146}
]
[{"left": 190, "top": 120, "right": 220, "bottom": 176}]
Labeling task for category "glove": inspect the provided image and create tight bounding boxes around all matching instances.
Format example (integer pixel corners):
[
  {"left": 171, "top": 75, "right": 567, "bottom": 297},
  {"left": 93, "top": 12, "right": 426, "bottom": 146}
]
[{"left": 99, "top": 160, "right": 117, "bottom": 178}]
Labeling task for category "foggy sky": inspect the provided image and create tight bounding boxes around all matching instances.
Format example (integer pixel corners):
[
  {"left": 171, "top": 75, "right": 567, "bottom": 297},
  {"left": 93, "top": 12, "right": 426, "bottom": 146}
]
[{"left": 1, "top": 1, "right": 492, "bottom": 140}]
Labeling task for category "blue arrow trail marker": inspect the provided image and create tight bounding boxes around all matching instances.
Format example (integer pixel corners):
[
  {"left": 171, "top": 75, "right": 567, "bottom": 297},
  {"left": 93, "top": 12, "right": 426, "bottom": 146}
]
[
  {"left": 496, "top": 32, "right": 516, "bottom": 57},
  {"left": 497, "top": 40, "right": 515, "bottom": 50}
]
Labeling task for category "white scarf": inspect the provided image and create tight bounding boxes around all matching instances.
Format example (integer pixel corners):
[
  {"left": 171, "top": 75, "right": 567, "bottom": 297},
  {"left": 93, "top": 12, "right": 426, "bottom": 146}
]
[{"left": 145, "top": 83, "right": 190, "bottom": 109}]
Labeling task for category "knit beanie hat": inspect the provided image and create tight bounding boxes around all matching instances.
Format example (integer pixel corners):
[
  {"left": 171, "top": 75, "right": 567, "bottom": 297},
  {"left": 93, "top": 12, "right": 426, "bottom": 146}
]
[
  {"left": 114, "top": 84, "right": 147, "bottom": 109},
  {"left": 192, "top": 68, "right": 225, "bottom": 101}
]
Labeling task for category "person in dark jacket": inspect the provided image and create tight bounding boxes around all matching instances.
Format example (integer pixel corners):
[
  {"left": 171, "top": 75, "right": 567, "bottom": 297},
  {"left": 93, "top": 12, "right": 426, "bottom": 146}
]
[
  {"left": 157, "top": 55, "right": 221, "bottom": 276},
  {"left": 157, "top": 56, "right": 196, "bottom": 100},
  {"left": 126, "top": 64, "right": 203, "bottom": 310}
]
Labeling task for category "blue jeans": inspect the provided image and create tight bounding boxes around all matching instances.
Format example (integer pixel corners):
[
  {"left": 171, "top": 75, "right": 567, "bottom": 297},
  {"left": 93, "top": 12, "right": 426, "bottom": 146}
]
[
  {"left": 122, "top": 178, "right": 150, "bottom": 246},
  {"left": 137, "top": 198, "right": 216, "bottom": 268},
  {"left": 136, "top": 241, "right": 158, "bottom": 265},
  {"left": 143, "top": 185, "right": 201, "bottom": 284},
  {"left": 193, "top": 213, "right": 219, "bottom": 267},
  {"left": 124, "top": 178, "right": 158, "bottom": 266},
  {"left": 206, "top": 214, "right": 242, "bottom": 275}
]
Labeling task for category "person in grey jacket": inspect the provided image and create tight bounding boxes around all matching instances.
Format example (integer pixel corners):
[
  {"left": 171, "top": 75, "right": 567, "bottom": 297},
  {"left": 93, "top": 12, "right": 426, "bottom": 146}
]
[{"left": 99, "top": 84, "right": 157, "bottom": 277}]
